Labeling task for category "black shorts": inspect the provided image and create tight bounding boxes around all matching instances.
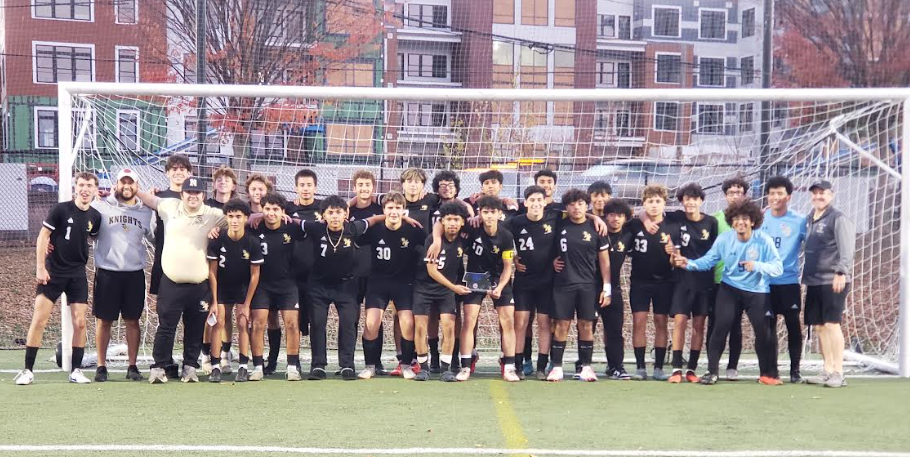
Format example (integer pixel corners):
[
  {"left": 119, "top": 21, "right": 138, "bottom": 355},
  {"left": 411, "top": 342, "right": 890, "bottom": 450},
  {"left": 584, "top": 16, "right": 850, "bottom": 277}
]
[
  {"left": 365, "top": 278, "right": 414, "bottom": 311},
  {"left": 513, "top": 279, "right": 554, "bottom": 315},
  {"left": 630, "top": 280, "right": 673, "bottom": 315},
  {"left": 93, "top": 269, "right": 146, "bottom": 321},
  {"left": 37, "top": 274, "right": 88, "bottom": 304},
  {"left": 670, "top": 280, "right": 711, "bottom": 318},
  {"left": 413, "top": 290, "right": 457, "bottom": 316},
  {"left": 217, "top": 286, "right": 248, "bottom": 305},
  {"left": 464, "top": 285, "right": 514, "bottom": 308},
  {"left": 804, "top": 283, "right": 850, "bottom": 326},
  {"left": 251, "top": 283, "right": 299, "bottom": 311},
  {"left": 552, "top": 285, "right": 598, "bottom": 321},
  {"left": 770, "top": 283, "right": 802, "bottom": 316}
]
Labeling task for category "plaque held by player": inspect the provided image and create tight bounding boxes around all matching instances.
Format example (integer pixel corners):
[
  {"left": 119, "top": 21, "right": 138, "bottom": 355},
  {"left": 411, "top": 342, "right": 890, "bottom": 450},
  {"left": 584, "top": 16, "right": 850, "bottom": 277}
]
[{"left": 463, "top": 272, "right": 492, "bottom": 293}]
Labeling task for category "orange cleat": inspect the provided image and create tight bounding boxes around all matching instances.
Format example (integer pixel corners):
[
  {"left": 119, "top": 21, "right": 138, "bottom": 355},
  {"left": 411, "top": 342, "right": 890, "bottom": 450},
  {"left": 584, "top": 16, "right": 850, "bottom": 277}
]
[
  {"left": 667, "top": 370, "right": 683, "bottom": 383},
  {"left": 685, "top": 371, "right": 700, "bottom": 383},
  {"left": 759, "top": 376, "right": 783, "bottom": 386}
]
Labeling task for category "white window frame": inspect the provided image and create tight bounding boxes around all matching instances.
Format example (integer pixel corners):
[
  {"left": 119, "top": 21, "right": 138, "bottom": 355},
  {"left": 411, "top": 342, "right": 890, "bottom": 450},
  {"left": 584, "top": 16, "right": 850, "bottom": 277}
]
[
  {"left": 652, "top": 5, "right": 682, "bottom": 38},
  {"left": 114, "top": 0, "right": 138, "bottom": 25},
  {"left": 33, "top": 106, "right": 95, "bottom": 149},
  {"left": 597, "top": 61, "right": 616, "bottom": 86},
  {"left": 403, "top": 53, "right": 448, "bottom": 79},
  {"left": 32, "top": 0, "right": 94, "bottom": 22},
  {"left": 116, "top": 109, "right": 141, "bottom": 152},
  {"left": 32, "top": 40, "right": 96, "bottom": 85},
  {"left": 698, "top": 56, "right": 725, "bottom": 87},
  {"left": 654, "top": 52, "right": 682, "bottom": 84},
  {"left": 742, "top": 8, "right": 756, "bottom": 38},
  {"left": 653, "top": 101, "right": 679, "bottom": 132},
  {"left": 404, "top": 102, "right": 449, "bottom": 128},
  {"left": 740, "top": 56, "right": 755, "bottom": 85},
  {"left": 698, "top": 8, "right": 727, "bottom": 40},
  {"left": 406, "top": 3, "right": 449, "bottom": 28},
  {"left": 115, "top": 46, "right": 139, "bottom": 83},
  {"left": 597, "top": 14, "right": 616, "bottom": 38},
  {"left": 696, "top": 102, "right": 725, "bottom": 135},
  {"left": 739, "top": 103, "right": 754, "bottom": 133}
]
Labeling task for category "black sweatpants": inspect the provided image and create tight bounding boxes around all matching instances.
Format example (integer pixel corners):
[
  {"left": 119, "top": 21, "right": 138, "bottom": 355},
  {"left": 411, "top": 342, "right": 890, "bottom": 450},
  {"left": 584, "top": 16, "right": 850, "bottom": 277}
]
[
  {"left": 707, "top": 283, "right": 777, "bottom": 378},
  {"left": 297, "top": 279, "right": 310, "bottom": 337},
  {"left": 707, "top": 282, "right": 743, "bottom": 370},
  {"left": 309, "top": 279, "right": 359, "bottom": 370},
  {"left": 151, "top": 275, "right": 209, "bottom": 369},
  {"left": 770, "top": 283, "right": 803, "bottom": 373},
  {"left": 600, "top": 291, "right": 625, "bottom": 370}
]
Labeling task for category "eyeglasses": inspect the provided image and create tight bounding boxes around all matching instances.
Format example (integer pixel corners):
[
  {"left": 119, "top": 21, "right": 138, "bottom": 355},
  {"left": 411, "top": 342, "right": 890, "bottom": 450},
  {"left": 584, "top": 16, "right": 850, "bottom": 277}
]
[
  {"left": 437, "top": 182, "right": 455, "bottom": 189},
  {"left": 726, "top": 190, "right": 744, "bottom": 197}
]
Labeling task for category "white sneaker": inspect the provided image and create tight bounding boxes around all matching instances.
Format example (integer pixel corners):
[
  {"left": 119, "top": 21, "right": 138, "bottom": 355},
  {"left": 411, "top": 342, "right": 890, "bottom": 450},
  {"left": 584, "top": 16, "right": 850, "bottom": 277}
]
[
  {"left": 547, "top": 366, "right": 564, "bottom": 382},
  {"left": 181, "top": 366, "right": 199, "bottom": 383},
  {"left": 726, "top": 368, "right": 739, "bottom": 381},
  {"left": 286, "top": 365, "right": 302, "bottom": 381},
  {"left": 401, "top": 365, "right": 416, "bottom": 380},
  {"left": 200, "top": 354, "right": 212, "bottom": 375},
  {"left": 455, "top": 367, "right": 472, "bottom": 382},
  {"left": 358, "top": 366, "right": 376, "bottom": 380},
  {"left": 148, "top": 367, "right": 167, "bottom": 384},
  {"left": 503, "top": 365, "right": 520, "bottom": 382},
  {"left": 579, "top": 366, "right": 598, "bottom": 382},
  {"left": 68, "top": 368, "right": 92, "bottom": 384},
  {"left": 220, "top": 357, "right": 232, "bottom": 375},
  {"left": 249, "top": 365, "right": 264, "bottom": 381},
  {"left": 14, "top": 369, "right": 34, "bottom": 385}
]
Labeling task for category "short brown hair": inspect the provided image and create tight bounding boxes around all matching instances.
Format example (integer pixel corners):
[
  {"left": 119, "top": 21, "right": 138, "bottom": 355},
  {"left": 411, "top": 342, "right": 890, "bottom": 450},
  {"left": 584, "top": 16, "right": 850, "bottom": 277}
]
[
  {"left": 74, "top": 172, "right": 99, "bottom": 186},
  {"left": 165, "top": 154, "right": 192, "bottom": 172},
  {"left": 400, "top": 167, "right": 426, "bottom": 184},
  {"left": 382, "top": 191, "right": 407, "bottom": 208},
  {"left": 352, "top": 169, "right": 376, "bottom": 185},
  {"left": 245, "top": 173, "right": 274, "bottom": 193},
  {"left": 212, "top": 166, "right": 238, "bottom": 198},
  {"left": 641, "top": 184, "right": 668, "bottom": 202}
]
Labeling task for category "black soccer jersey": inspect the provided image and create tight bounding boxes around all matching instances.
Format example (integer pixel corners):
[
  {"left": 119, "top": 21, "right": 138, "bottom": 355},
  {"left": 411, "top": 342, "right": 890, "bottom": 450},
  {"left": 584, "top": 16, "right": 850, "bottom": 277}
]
[
  {"left": 415, "top": 234, "right": 466, "bottom": 296},
  {"left": 43, "top": 201, "right": 102, "bottom": 277},
  {"left": 554, "top": 218, "right": 609, "bottom": 287},
  {"left": 350, "top": 202, "right": 383, "bottom": 278},
  {"left": 359, "top": 223, "right": 426, "bottom": 279},
  {"left": 665, "top": 211, "right": 718, "bottom": 285},
  {"left": 286, "top": 199, "right": 322, "bottom": 281},
  {"left": 303, "top": 220, "right": 369, "bottom": 284},
  {"left": 465, "top": 196, "right": 518, "bottom": 221},
  {"left": 204, "top": 197, "right": 225, "bottom": 210},
  {"left": 625, "top": 218, "right": 675, "bottom": 282},
  {"left": 506, "top": 209, "right": 562, "bottom": 284},
  {"left": 252, "top": 221, "right": 305, "bottom": 287},
  {"left": 207, "top": 231, "right": 264, "bottom": 288},
  {"left": 605, "top": 229, "right": 633, "bottom": 287},
  {"left": 405, "top": 194, "right": 440, "bottom": 234},
  {"left": 462, "top": 224, "right": 515, "bottom": 280}
]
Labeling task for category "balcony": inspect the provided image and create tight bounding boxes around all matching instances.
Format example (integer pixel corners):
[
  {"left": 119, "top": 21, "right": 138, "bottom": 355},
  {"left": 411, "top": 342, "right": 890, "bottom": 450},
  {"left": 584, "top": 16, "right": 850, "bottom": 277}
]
[{"left": 398, "top": 2, "right": 461, "bottom": 43}]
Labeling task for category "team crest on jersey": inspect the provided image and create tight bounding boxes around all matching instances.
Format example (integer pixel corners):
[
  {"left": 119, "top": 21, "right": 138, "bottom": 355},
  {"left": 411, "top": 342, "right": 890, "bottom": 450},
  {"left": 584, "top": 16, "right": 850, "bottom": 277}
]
[
  {"left": 122, "top": 224, "right": 129, "bottom": 232},
  {"left": 283, "top": 233, "right": 292, "bottom": 244},
  {"left": 457, "top": 247, "right": 464, "bottom": 257},
  {"left": 615, "top": 241, "right": 625, "bottom": 252},
  {"left": 401, "top": 237, "right": 410, "bottom": 248},
  {"left": 701, "top": 229, "right": 710, "bottom": 240},
  {"left": 421, "top": 205, "right": 428, "bottom": 210},
  {"left": 781, "top": 224, "right": 792, "bottom": 237},
  {"left": 492, "top": 245, "right": 501, "bottom": 254},
  {"left": 344, "top": 238, "right": 352, "bottom": 248},
  {"left": 815, "top": 222, "right": 826, "bottom": 234},
  {"left": 242, "top": 250, "right": 250, "bottom": 260},
  {"left": 87, "top": 221, "right": 93, "bottom": 232},
  {"left": 543, "top": 224, "right": 553, "bottom": 234},
  {"left": 582, "top": 231, "right": 592, "bottom": 242},
  {"left": 747, "top": 247, "right": 759, "bottom": 260},
  {"left": 660, "top": 232, "right": 670, "bottom": 244},
  {"left": 315, "top": 213, "right": 323, "bottom": 222}
]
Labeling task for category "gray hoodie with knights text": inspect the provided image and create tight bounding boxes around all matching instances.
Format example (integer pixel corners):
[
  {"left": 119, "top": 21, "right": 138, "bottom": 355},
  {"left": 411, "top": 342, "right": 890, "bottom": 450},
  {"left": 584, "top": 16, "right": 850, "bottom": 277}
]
[{"left": 91, "top": 195, "right": 154, "bottom": 272}]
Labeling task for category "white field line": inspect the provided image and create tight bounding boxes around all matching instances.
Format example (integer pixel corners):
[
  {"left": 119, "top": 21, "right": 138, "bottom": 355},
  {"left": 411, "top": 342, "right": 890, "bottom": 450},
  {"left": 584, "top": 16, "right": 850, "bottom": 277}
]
[{"left": 0, "top": 445, "right": 909, "bottom": 456}]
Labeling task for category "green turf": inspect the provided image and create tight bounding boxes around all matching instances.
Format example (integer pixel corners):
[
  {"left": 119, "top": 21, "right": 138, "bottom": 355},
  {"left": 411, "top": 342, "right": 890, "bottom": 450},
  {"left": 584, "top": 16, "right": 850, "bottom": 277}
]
[{"left": 1, "top": 350, "right": 908, "bottom": 457}]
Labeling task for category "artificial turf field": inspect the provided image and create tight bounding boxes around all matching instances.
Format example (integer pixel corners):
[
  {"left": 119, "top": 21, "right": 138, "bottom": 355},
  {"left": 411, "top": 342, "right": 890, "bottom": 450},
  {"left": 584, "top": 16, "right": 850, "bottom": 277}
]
[{"left": 0, "top": 350, "right": 908, "bottom": 457}]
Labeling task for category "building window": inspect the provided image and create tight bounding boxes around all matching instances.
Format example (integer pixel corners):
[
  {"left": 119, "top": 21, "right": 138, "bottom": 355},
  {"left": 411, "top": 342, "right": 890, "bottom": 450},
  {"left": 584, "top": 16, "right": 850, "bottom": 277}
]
[
  {"left": 597, "top": 62, "right": 616, "bottom": 86},
  {"left": 618, "top": 15, "right": 632, "bottom": 40},
  {"left": 405, "top": 54, "right": 447, "bottom": 78},
  {"left": 493, "top": 0, "right": 514, "bottom": 24},
  {"left": 492, "top": 41, "right": 513, "bottom": 66},
  {"left": 653, "top": 7, "right": 680, "bottom": 38},
  {"left": 739, "top": 103, "right": 754, "bottom": 132},
  {"left": 655, "top": 53, "right": 681, "bottom": 84},
  {"left": 405, "top": 102, "right": 448, "bottom": 127},
  {"left": 36, "top": 109, "right": 58, "bottom": 149},
  {"left": 116, "top": 47, "right": 138, "bottom": 83},
  {"left": 407, "top": 4, "right": 448, "bottom": 28},
  {"left": 740, "top": 56, "right": 754, "bottom": 85},
  {"left": 555, "top": 0, "right": 575, "bottom": 27},
  {"left": 698, "top": 57, "right": 724, "bottom": 87},
  {"left": 595, "top": 104, "right": 633, "bottom": 137},
  {"left": 597, "top": 15, "right": 615, "bottom": 38},
  {"left": 521, "top": 0, "right": 547, "bottom": 26},
  {"left": 520, "top": 46, "right": 548, "bottom": 67},
  {"left": 697, "top": 103, "right": 724, "bottom": 135},
  {"left": 115, "top": 0, "right": 137, "bottom": 24},
  {"left": 33, "top": 0, "right": 92, "bottom": 21},
  {"left": 554, "top": 49, "right": 574, "bottom": 68},
  {"left": 117, "top": 111, "right": 139, "bottom": 152},
  {"left": 654, "top": 102, "right": 678, "bottom": 132},
  {"left": 742, "top": 8, "right": 755, "bottom": 38},
  {"left": 699, "top": 9, "right": 727, "bottom": 40},
  {"left": 34, "top": 42, "right": 94, "bottom": 84},
  {"left": 261, "top": 3, "right": 306, "bottom": 43}
]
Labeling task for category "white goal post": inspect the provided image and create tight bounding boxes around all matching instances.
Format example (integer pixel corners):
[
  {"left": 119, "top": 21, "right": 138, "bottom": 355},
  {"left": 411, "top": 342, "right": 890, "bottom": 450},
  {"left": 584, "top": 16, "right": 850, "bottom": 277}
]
[{"left": 56, "top": 82, "right": 910, "bottom": 377}]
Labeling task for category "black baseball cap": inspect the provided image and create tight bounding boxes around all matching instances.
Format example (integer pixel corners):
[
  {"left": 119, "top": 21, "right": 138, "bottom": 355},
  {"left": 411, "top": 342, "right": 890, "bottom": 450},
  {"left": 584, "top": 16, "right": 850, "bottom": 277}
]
[
  {"left": 182, "top": 177, "right": 206, "bottom": 193},
  {"left": 809, "top": 180, "right": 833, "bottom": 192}
]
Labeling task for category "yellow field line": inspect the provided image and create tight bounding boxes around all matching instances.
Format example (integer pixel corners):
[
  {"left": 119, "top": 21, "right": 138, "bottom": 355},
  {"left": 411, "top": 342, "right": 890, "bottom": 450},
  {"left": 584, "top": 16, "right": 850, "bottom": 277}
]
[{"left": 488, "top": 381, "right": 529, "bottom": 457}]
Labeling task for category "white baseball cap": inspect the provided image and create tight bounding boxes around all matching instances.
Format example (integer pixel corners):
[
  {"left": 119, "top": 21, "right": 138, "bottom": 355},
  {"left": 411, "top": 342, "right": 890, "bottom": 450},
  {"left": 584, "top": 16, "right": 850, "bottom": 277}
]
[{"left": 117, "top": 168, "right": 139, "bottom": 182}]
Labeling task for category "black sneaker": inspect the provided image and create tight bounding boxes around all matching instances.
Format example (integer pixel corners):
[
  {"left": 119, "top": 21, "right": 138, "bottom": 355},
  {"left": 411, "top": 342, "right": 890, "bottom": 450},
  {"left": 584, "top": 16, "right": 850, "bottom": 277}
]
[
  {"left": 126, "top": 365, "right": 143, "bottom": 381},
  {"left": 165, "top": 364, "right": 180, "bottom": 380},
  {"left": 209, "top": 367, "right": 222, "bottom": 383},
  {"left": 375, "top": 362, "right": 388, "bottom": 376},
  {"left": 235, "top": 367, "right": 249, "bottom": 382},
  {"left": 264, "top": 361, "right": 277, "bottom": 376},
  {"left": 609, "top": 367, "right": 632, "bottom": 380},
  {"left": 430, "top": 355, "right": 441, "bottom": 374},
  {"left": 440, "top": 371, "right": 457, "bottom": 382},
  {"left": 572, "top": 361, "right": 583, "bottom": 380},
  {"left": 94, "top": 366, "right": 108, "bottom": 382},
  {"left": 790, "top": 370, "right": 802, "bottom": 384},
  {"left": 308, "top": 368, "right": 327, "bottom": 380},
  {"left": 340, "top": 368, "right": 357, "bottom": 381},
  {"left": 450, "top": 358, "right": 461, "bottom": 372},
  {"left": 334, "top": 368, "right": 343, "bottom": 376},
  {"left": 700, "top": 372, "right": 718, "bottom": 385},
  {"left": 414, "top": 370, "right": 430, "bottom": 381}
]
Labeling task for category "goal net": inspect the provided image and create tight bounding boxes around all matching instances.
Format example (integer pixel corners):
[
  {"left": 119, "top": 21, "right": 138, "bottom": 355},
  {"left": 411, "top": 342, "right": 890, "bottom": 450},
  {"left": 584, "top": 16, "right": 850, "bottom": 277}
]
[{"left": 3, "top": 83, "right": 907, "bottom": 375}]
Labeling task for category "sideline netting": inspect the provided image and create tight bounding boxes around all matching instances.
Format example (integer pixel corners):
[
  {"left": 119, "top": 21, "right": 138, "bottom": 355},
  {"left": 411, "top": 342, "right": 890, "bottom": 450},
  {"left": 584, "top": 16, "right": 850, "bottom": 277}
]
[{"left": 1, "top": 83, "right": 907, "bottom": 375}]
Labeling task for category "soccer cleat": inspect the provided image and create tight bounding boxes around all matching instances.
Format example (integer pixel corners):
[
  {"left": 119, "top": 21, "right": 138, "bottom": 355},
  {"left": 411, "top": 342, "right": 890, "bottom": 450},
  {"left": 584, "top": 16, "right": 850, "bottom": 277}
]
[
  {"left": 375, "top": 363, "right": 388, "bottom": 376},
  {"left": 209, "top": 367, "right": 222, "bottom": 383},
  {"left": 652, "top": 368, "right": 669, "bottom": 381},
  {"left": 340, "top": 368, "right": 357, "bottom": 381},
  {"left": 200, "top": 354, "right": 212, "bottom": 375},
  {"left": 307, "top": 368, "right": 326, "bottom": 380},
  {"left": 14, "top": 369, "right": 34, "bottom": 386},
  {"left": 148, "top": 368, "right": 168, "bottom": 384},
  {"left": 470, "top": 354, "right": 478, "bottom": 374},
  {"left": 726, "top": 368, "right": 739, "bottom": 381},
  {"left": 414, "top": 370, "right": 430, "bottom": 381},
  {"left": 126, "top": 365, "right": 143, "bottom": 381},
  {"left": 572, "top": 361, "right": 583, "bottom": 380},
  {"left": 220, "top": 356, "right": 233, "bottom": 375},
  {"left": 249, "top": 366, "right": 265, "bottom": 381},
  {"left": 286, "top": 365, "right": 302, "bottom": 381},
  {"left": 389, "top": 363, "right": 403, "bottom": 377},
  {"left": 546, "top": 366, "right": 564, "bottom": 382},
  {"left": 824, "top": 372, "right": 846, "bottom": 388},
  {"left": 633, "top": 368, "right": 648, "bottom": 381},
  {"left": 516, "top": 368, "right": 526, "bottom": 381},
  {"left": 455, "top": 367, "right": 472, "bottom": 382},
  {"left": 578, "top": 366, "right": 598, "bottom": 382},
  {"left": 235, "top": 367, "right": 249, "bottom": 382},
  {"left": 180, "top": 366, "right": 199, "bottom": 383},
  {"left": 411, "top": 362, "right": 422, "bottom": 374},
  {"left": 609, "top": 367, "right": 633, "bottom": 380},
  {"left": 685, "top": 370, "right": 700, "bottom": 383},
  {"left": 790, "top": 370, "right": 803, "bottom": 384},
  {"left": 264, "top": 362, "right": 277, "bottom": 376},
  {"left": 522, "top": 359, "right": 534, "bottom": 377},
  {"left": 401, "top": 365, "right": 417, "bottom": 380},
  {"left": 758, "top": 375, "right": 782, "bottom": 386},
  {"left": 806, "top": 372, "right": 830, "bottom": 385},
  {"left": 94, "top": 366, "right": 108, "bottom": 383},
  {"left": 69, "top": 369, "right": 91, "bottom": 384},
  {"left": 503, "top": 366, "right": 521, "bottom": 382},
  {"left": 440, "top": 371, "right": 457, "bottom": 382},
  {"left": 358, "top": 366, "right": 376, "bottom": 380},
  {"left": 700, "top": 372, "right": 718, "bottom": 385},
  {"left": 667, "top": 370, "right": 684, "bottom": 383},
  {"left": 430, "top": 355, "right": 441, "bottom": 374},
  {"left": 535, "top": 370, "right": 548, "bottom": 381}
]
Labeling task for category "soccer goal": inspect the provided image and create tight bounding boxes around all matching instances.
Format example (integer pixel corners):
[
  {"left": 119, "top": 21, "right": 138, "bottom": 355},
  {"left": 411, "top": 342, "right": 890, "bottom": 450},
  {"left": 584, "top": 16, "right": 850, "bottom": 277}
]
[{"left": 38, "top": 82, "right": 910, "bottom": 376}]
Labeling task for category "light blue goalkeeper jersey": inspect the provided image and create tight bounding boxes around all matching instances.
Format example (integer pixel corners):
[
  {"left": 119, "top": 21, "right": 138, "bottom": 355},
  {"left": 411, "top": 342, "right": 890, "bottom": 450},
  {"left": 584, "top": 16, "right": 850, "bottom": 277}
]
[
  {"left": 686, "top": 230, "right": 783, "bottom": 294},
  {"left": 760, "top": 210, "right": 806, "bottom": 285}
]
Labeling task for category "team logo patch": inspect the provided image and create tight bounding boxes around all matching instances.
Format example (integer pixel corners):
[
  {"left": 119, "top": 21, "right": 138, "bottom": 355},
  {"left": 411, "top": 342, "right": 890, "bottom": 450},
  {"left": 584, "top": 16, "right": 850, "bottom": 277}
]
[
  {"left": 283, "top": 233, "right": 292, "bottom": 244},
  {"left": 660, "top": 232, "right": 670, "bottom": 244},
  {"left": 343, "top": 238, "right": 352, "bottom": 248},
  {"left": 492, "top": 245, "right": 501, "bottom": 254},
  {"left": 747, "top": 247, "right": 759, "bottom": 260},
  {"left": 615, "top": 241, "right": 625, "bottom": 252},
  {"left": 815, "top": 222, "right": 826, "bottom": 234},
  {"left": 68, "top": 217, "right": 74, "bottom": 223},
  {"left": 543, "top": 224, "right": 553, "bottom": 234},
  {"left": 701, "top": 229, "right": 710, "bottom": 240},
  {"left": 122, "top": 224, "right": 129, "bottom": 232},
  {"left": 259, "top": 233, "right": 266, "bottom": 239},
  {"left": 200, "top": 301, "right": 209, "bottom": 312},
  {"left": 457, "top": 247, "right": 464, "bottom": 257},
  {"left": 87, "top": 221, "right": 93, "bottom": 232},
  {"left": 781, "top": 223, "right": 792, "bottom": 237},
  {"left": 220, "top": 246, "right": 227, "bottom": 252},
  {"left": 582, "top": 231, "right": 592, "bottom": 242},
  {"left": 401, "top": 237, "right": 410, "bottom": 248},
  {"left": 242, "top": 250, "right": 250, "bottom": 260},
  {"left": 421, "top": 205, "right": 428, "bottom": 211},
  {"left": 315, "top": 213, "right": 323, "bottom": 222},
  {"left": 294, "top": 303, "right": 300, "bottom": 309}
]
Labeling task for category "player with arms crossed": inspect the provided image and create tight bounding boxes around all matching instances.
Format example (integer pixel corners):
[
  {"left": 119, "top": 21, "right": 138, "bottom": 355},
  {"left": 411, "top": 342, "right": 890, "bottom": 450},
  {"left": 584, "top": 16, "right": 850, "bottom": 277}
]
[
  {"left": 673, "top": 200, "right": 783, "bottom": 385},
  {"left": 15, "top": 173, "right": 102, "bottom": 385},
  {"left": 206, "top": 199, "right": 262, "bottom": 382}
]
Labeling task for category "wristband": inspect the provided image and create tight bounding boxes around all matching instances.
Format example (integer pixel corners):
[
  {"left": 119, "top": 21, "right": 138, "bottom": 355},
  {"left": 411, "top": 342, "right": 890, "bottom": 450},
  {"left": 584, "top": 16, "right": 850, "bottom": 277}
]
[{"left": 602, "top": 283, "right": 611, "bottom": 296}]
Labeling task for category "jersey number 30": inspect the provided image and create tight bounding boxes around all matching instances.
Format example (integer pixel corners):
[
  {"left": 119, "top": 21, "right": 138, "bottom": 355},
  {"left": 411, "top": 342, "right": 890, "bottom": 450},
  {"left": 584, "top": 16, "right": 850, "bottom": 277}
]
[{"left": 376, "top": 246, "right": 391, "bottom": 260}]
